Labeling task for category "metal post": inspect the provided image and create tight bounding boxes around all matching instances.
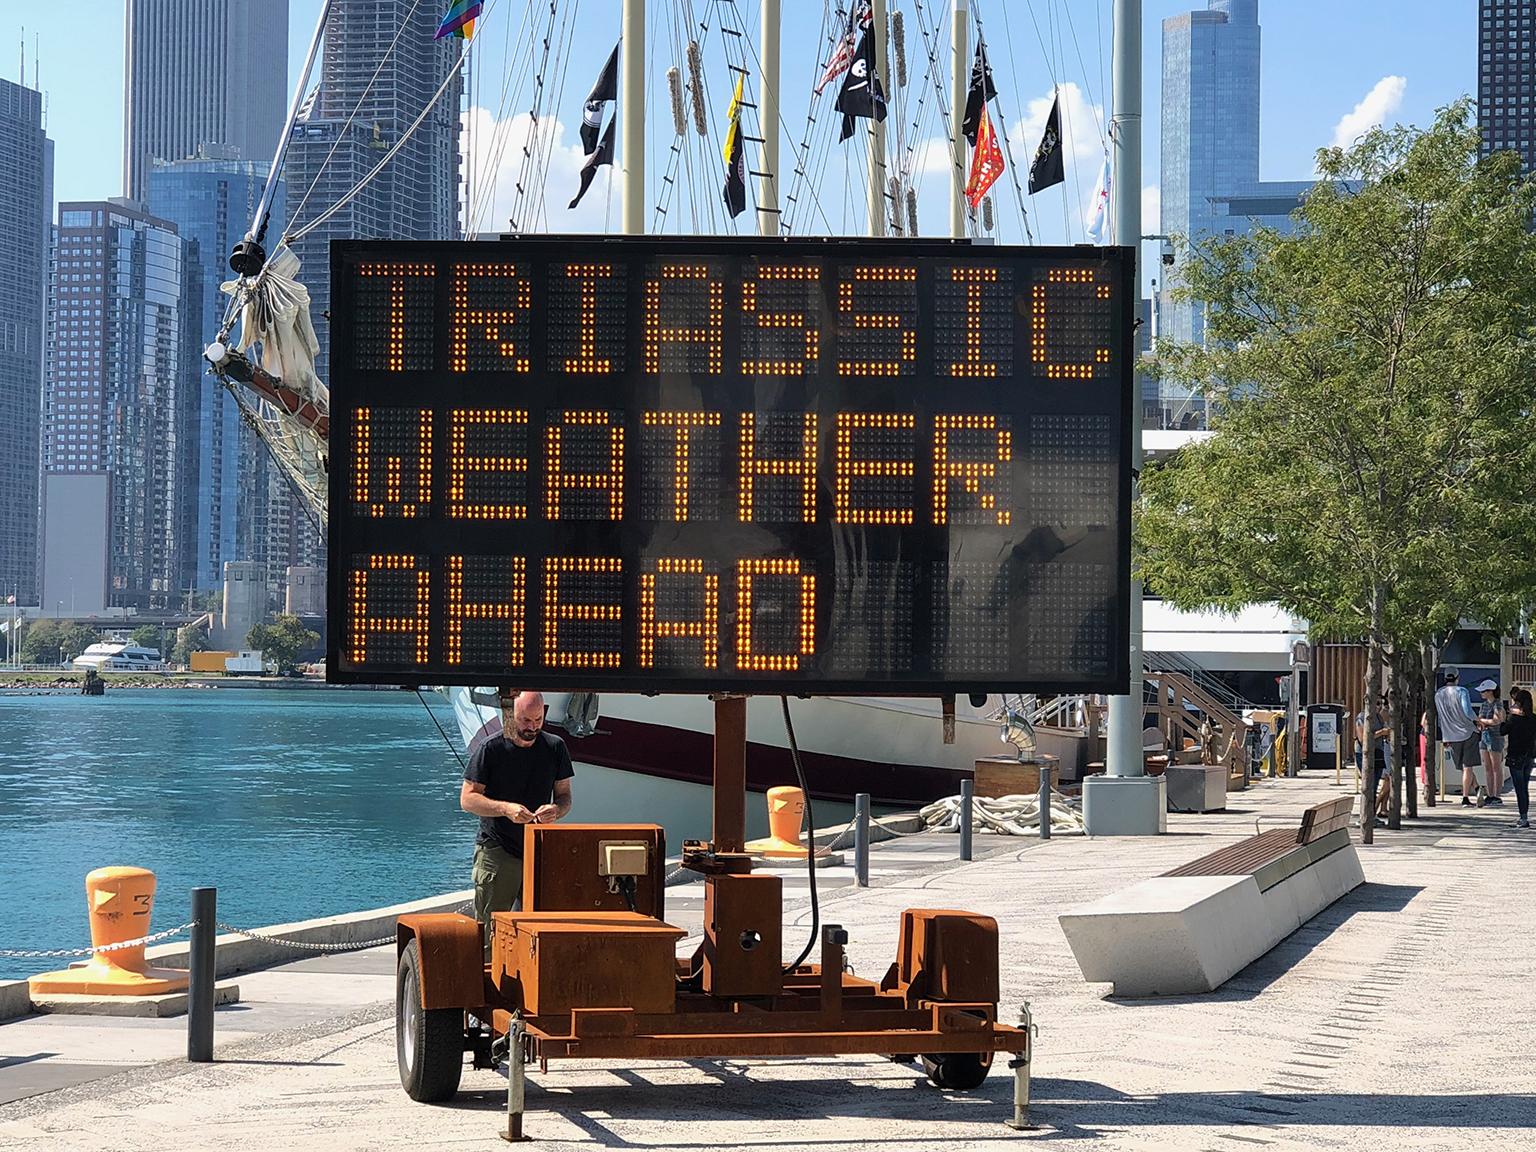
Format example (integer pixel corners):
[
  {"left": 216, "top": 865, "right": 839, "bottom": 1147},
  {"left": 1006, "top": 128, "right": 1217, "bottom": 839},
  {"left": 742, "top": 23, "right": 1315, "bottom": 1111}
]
[
  {"left": 187, "top": 887, "right": 216, "bottom": 1062},
  {"left": 620, "top": 0, "right": 646, "bottom": 235},
  {"left": 1037, "top": 763, "right": 1053, "bottom": 840},
  {"left": 949, "top": 0, "right": 969, "bottom": 237},
  {"left": 853, "top": 792, "right": 870, "bottom": 886},
  {"left": 502, "top": 1015, "right": 528, "bottom": 1142},
  {"left": 758, "top": 0, "right": 780, "bottom": 237},
  {"left": 712, "top": 695, "right": 748, "bottom": 855},
  {"left": 959, "top": 778, "right": 974, "bottom": 861},
  {"left": 867, "top": 0, "right": 888, "bottom": 236},
  {"left": 1103, "top": 0, "right": 1144, "bottom": 782},
  {"left": 1004, "top": 1003, "right": 1036, "bottom": 1130}
]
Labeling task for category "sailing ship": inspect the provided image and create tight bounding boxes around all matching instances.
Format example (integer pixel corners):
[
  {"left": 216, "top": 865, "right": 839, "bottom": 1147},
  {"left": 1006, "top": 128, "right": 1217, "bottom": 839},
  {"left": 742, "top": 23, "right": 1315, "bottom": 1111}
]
[{"left": 202, "top": 0, "right": 1078, "bottom": 834}]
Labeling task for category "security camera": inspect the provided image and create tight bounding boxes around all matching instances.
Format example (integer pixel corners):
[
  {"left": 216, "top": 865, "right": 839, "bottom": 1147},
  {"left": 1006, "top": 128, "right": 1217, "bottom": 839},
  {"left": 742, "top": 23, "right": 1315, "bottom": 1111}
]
[{"left": 1161, "top": 252, "right": 1175, "bottom": 267}]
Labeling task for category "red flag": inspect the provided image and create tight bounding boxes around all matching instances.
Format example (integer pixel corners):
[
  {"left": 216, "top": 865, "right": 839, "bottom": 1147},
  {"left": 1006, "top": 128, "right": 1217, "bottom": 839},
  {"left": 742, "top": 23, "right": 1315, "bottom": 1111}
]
[{"left": 965, "top": 105, "right": 1004, "bottom": 208}]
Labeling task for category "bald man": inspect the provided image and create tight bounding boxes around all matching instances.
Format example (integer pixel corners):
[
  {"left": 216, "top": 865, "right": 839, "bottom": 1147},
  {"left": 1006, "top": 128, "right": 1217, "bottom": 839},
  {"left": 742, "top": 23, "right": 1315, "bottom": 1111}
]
[{"left": 460, "top": 689, "right": 574, "bottom": 931}]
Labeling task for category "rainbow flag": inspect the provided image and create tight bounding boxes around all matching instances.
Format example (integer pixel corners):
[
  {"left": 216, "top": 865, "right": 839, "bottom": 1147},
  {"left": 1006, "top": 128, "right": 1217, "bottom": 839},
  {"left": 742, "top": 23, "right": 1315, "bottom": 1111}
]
[{"left": 434, "top": 1, "right": 482, "bottom": 42}]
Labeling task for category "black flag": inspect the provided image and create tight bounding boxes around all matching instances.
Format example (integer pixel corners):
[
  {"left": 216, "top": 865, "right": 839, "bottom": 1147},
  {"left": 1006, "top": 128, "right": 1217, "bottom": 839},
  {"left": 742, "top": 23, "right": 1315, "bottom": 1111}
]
[
  {"left": 581, "top": 43, "right": 619, "bottom": 155},
  {"left": 960, "top": 43, "right": 996, "bottom": 147},
  {"left": 1028, "top": 93, "right": 1065, "bottom": 194},
  {"left": 836, "top": 28, "right": 887, "bottom": 142},
  {"left": 570, "top": 117, "right": 614, "bottom": 208},
  {"left": 722, "top": 75, "right": 748, "bottom": 218}
]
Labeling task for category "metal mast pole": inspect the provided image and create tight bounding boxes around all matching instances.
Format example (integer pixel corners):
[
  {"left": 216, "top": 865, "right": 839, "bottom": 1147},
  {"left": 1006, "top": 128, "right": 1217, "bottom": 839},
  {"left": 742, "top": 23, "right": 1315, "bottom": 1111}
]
[
  {"left": 949, "top": 0, "right": 969, "bottom": 238},
  {"left": 1085, "top": 0, "right": 1163, "bottom": 836},
  {"left": 759, "top": 0, "right": 780, "bottom": 237},
  {"left": 247, "top": 0, "right": 333, "bottom": 249},
  {"left": 867, "top": 0, "right": 888, "bottom": 236},
  {"left": 621, "top": 0, "right": 645, "bottom": 235}
]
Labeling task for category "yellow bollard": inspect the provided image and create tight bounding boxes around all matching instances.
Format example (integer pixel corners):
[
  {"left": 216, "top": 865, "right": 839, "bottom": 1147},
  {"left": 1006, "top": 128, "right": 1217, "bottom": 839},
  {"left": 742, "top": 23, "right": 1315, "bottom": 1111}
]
[
  {"left": 29, "top": 866, "right": 190, "bottom": 997},
  {"left": 744, "top": 786, "right": 811, "bottom": 859}
]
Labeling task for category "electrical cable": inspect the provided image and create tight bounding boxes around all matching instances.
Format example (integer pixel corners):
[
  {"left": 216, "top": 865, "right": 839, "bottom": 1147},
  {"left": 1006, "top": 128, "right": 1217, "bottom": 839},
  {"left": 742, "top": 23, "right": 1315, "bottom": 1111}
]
[{"left": 781, "top": 695, "right": 821, "bottom": 973}]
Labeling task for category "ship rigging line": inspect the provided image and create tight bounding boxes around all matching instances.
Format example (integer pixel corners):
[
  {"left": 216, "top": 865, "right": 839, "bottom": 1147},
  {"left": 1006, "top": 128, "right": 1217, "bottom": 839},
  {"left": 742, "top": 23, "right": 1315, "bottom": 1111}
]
[{"left": 285, "top": 0, "right": 428, "bottom": 236}]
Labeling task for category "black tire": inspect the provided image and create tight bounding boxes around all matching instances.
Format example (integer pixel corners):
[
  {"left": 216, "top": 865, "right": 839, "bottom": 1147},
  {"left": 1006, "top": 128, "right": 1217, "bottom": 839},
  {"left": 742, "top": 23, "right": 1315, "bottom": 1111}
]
[
  {"left": 396, "top": 938, "right": 465, "bottom": 1102},
  {"left": 921, "top": 1051, "right": 992, "bottom": 1090}
]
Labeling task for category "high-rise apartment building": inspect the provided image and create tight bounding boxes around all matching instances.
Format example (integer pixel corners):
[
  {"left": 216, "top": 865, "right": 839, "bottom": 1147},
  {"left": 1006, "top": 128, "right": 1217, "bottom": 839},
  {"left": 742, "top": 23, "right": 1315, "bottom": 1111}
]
[
  {"left": 1158, "top": 0, "right": 1312, "bottom": 427},
  {"left": 1479, "top": 1, "right": 1536, "bottom": 170},
  {"left": 148, "top": 148, "right": 284, "bottom": 593},
  {"left": 41, "top": 200, "right": 195, "bottom": 613},
  {"left": 123, "top": 0, "right": 288, "bottom": 202},
  {"left": 0, "top": 78, "right": 52, "bottom": 607}
]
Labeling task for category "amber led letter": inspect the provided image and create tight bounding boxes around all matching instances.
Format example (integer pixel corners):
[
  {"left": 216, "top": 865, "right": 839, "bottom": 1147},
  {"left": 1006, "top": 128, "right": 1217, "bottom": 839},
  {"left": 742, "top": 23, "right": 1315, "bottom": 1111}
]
[
  {"left": 933, "top": 415, "right": 1012, "bottom": 525},
  {"left": 738, "top": 413, "right": 817, "bottom": 523},
  {"left": 445, "top": 556, "right": 526, "bottom": 667},
  {"left": 736, "top": 559, "right": 816, "bottom": 673},
  {"left": 348, "top": 555, "right": 430, "bottom": 665},
  {"left": 838, "top": 267, "right": 917, "bottom": 376},
  {"left": 451, "top": 263, "right": 531, "bottom": 372},
  {"left": 643, "top": 264, "right": 723, "bottom": 374},
  {"left": 643, "top": 411, "right": 720, "bottom": 521},
  {"left": 352, "top": 407, "right": 432, "bottom": 517},
  {"left": 447, "top": 409, "right": 528, "bottom": 520},
  {"left": 1031, "top": 268, "right": 1113, "bottom": 379},
  {"left": 639, "top": 559, "right": 719, "bottom": 669},
  {"left": 544, "top": 411, "right": 625, "bottom": 520},
  {"left": 949, "top": 267, "right": 1001, "bottom": 378},
  {"left": 564, "top": 263, "right": 615, "bottom": 373},
  {"left": 358, "top": 262, "right": 433, "bottom": 372},
  {"left": 543, "top": 558, "right": 623, "bottom": 669},
  {"left": 834, "top": 413, "right": 915, "bottom": 525},
  {"left": 741, "top": 265, "right": 819, "bottom": 375}
]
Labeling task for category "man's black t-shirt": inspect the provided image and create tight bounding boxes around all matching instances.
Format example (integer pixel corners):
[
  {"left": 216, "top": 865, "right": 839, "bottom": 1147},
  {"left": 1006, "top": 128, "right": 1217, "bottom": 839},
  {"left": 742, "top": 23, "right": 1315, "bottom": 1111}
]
[{"left": 464, "top": 731, "right": 574, "bottom": 856}]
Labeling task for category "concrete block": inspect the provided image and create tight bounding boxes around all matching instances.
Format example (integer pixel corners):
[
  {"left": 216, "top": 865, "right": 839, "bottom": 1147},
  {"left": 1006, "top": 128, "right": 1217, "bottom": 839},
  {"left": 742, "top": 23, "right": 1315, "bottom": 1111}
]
[
  {"left": 1081, "top": 774, "right": 1168, "bottom": 836},
  {"left": 1165, "top": 764, "right": 1228, "bottom": 813},
  {"left": 29, "top": 982, "right": 240, "bottom": 1019},
  {"left": 0, "top": 979, "right": 33, "bottom": 1023},
  {"left": 1059, "top": 874, "right": 1264, "bottom": 997}
]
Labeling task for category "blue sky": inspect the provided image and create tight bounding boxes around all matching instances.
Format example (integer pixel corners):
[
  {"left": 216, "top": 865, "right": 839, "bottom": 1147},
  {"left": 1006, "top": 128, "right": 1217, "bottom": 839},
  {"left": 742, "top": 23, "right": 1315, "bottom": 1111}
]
[{"left": 7, "top": 0, "right": 1472, "bottom": 253}]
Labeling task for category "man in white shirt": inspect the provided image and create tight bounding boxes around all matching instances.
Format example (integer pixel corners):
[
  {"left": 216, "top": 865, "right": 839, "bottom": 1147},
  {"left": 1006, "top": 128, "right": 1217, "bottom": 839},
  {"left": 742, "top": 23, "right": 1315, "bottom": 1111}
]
[{"left": 1434, "top": 669, "right": 1481, "bottom": 807}]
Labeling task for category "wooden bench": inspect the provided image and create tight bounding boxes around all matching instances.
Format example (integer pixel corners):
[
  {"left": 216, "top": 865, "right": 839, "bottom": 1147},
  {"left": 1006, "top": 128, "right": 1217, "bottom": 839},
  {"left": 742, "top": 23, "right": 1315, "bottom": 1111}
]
[{"left": 1059, "top": 794, "right": 1365, "bottom": 997}]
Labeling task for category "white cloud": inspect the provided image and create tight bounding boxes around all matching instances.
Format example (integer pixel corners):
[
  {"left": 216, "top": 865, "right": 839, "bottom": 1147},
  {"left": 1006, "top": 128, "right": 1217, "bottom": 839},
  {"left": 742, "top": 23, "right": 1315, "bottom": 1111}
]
[
  {"left": 1330, "top": 76, "right": 1407, "bottom": 150},
  {"left": 459, "top": 105, "right": 618, "bottom": 236}
]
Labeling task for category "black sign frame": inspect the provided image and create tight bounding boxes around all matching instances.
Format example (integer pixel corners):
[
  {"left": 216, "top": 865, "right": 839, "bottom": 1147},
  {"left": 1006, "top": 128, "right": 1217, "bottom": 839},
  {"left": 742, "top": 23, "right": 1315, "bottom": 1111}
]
[{"left": 327, "top": 235, "right": 1133, "bottom": 695}]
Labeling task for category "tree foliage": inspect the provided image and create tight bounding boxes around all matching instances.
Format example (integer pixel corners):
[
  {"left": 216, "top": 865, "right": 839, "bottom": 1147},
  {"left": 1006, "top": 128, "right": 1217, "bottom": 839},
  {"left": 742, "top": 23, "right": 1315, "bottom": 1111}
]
[
  {"left": 130, "top": 625, "right": 162, "bottom": 652},
  {"left": 247, "top": 614, "right": 320, "bottom": 673},
  {"left": 172, "top": 621, "right": 211, "bottom": 666},
  {"left": 19, "top": 620, "right": 101, "bottom": 665},
  {"left": 1139, "top": 102, "right": 1536, "bottom": 815}
]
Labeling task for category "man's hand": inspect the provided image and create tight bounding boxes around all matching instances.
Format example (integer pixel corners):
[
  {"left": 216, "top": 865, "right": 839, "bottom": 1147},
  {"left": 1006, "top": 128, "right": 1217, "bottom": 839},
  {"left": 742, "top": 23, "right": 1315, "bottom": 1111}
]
[
  {"left": 532, "top": 803, "right": 559, "bottom": 823},
  {"left": 503, "top": 802, "right": 535, "bottom": 823}
]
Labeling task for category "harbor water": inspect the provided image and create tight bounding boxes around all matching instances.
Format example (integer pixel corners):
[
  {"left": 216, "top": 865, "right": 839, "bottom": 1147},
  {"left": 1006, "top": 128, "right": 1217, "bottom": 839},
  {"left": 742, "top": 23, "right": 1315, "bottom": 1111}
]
[{"left": 0, "top": 688, "right": 799, "bottom": 981}]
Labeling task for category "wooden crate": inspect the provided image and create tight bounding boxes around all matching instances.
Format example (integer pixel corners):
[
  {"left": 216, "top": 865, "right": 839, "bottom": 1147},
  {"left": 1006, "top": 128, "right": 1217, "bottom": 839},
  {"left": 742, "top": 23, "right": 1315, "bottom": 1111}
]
[{"left": 973, "top": 754, "right": 1059, "bottom": 799}]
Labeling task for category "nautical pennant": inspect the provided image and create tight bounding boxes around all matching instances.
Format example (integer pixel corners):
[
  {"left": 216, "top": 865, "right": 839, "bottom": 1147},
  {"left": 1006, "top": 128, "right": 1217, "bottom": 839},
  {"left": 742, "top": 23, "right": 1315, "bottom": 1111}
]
[
  {"left": 836, "top": 27, "right": 887, "bottom": 142},
  {"left": 434, "top": 1, "right": 482, "bottom": 42},
  {"left": 1028, "top": 92, "right": 1065, "bottom": 194},
  {"left": 1085, "top": 155, "right": 1112, "bottom": 242},
  {"left": 582, "top": 44, "right": 620, "bottom": 156},
  {"left": 960, "top": 42, "right": 997, "bottom": 148},
  {"left": 722, "top": 74, "right": 748, "bottom": 218},
  {"left": 965, "top": 104, "right": 1005, "bottom": 209},
  {"left": 569, "top": 118, "right": 614, "bottom": 209},
  {"left": 814, "top": 3, "right": 872, "bottom": 96}
]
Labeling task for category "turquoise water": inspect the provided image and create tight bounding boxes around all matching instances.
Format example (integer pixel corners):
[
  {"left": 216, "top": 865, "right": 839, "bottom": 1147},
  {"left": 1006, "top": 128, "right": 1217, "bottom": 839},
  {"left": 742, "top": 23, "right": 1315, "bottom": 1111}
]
[{"left": 0, "top": 688, "right": 469, "bottom": 980}]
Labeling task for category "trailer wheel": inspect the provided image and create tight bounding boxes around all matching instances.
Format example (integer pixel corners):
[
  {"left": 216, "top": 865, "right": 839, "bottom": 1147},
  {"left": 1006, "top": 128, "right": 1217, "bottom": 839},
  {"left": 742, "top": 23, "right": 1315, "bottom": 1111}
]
[
  {"left": 396, "top": 938, "right": 464, "bottom": 1102},
  {"left": 921, "top": 1051, "right": 992, "bottom": 1090}
]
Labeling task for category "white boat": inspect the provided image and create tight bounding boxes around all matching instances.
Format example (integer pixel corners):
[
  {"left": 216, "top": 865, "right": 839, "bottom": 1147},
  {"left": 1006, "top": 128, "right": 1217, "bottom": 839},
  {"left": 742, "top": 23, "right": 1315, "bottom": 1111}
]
[{"left": 72, "top": 642, "right": 167, "bottom": 672}]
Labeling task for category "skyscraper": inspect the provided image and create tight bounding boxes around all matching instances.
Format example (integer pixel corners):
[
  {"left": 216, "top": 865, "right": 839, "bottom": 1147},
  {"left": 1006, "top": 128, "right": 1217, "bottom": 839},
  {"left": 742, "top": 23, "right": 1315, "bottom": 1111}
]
[
  {"left": 148, "top": 148, "right": 284, "bottom": 593},
  {"left": 1158, "top": 0, "right": 1312, "bottom": 426},
  {"left": 41, "top": 200, "right": 194, "bottom": 613},
  {"left": 123, "top": 0, "right": 288, "bottom": 202},
  {"left": 0, "top": 77, "right": 52, "bottom": 607},
  {"left": 1479, "top": 0, "right": 1536, "bottom": 170}
]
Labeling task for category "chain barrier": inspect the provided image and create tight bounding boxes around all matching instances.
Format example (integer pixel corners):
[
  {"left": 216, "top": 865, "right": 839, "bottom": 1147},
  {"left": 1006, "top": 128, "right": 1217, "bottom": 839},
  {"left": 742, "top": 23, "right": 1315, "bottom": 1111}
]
[
  {"left": 215, "top": 921, "right": 396, "bottom": 952},
  {"left": 0, "top": 921, "right": 196, "bottom": 960}
]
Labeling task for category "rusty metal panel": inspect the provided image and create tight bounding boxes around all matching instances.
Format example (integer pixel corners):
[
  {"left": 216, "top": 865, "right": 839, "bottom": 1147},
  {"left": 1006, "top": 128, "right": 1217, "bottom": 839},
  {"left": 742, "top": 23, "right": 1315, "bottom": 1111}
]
[
  {"left": 522, "top": 824, "right": 667, "bottom": 916},
  {"left": 508, "top": 916, "right": 683, "bottom": 1016},
  {"left": 702, "top": 874, "right": 784, "bottom": 998},
  {"left": 896, "top": 909, "right": 1000, "bottom": 1005},
  {"left": 397, "top": 913, "right": 485, "bottom": 1010}
]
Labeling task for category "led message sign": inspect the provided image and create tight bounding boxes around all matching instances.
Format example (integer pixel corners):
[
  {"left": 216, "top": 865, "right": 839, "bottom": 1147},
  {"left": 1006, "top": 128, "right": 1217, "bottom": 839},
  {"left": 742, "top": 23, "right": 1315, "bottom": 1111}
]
[{"left": 327, "top": 237, "right": 1132, "bottom": 694}]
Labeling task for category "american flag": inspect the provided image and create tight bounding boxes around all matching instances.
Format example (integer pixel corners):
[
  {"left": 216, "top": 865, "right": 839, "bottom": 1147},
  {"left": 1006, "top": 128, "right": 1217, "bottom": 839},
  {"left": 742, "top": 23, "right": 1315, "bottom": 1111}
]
[
  {"left": 814, "top": 4, "right": 871, "bottom": 95},
  {"left": 4, "top": 595, "right": 14, "bottom": 605}
]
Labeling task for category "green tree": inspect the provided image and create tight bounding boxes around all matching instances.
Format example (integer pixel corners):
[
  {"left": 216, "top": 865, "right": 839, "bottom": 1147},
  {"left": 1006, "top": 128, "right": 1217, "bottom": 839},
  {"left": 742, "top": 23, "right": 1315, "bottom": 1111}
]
[
  {"left": 1139, "top": 101, "right": 1536, "bottom": 825},
  {"left": 246, "top": 614, "right": 320, "bottom": 673},
  {"left": 130, "top": 625, "right": 162, "bottom": 652},
  {"left": 172, "top": 621, "right": 211, "bottom": 667},
  {"left": 19, "top": 620, "right": 61, "bottom": 665},
  {"left": 56, "top": 623, "right": 101, "bottom": 662}
]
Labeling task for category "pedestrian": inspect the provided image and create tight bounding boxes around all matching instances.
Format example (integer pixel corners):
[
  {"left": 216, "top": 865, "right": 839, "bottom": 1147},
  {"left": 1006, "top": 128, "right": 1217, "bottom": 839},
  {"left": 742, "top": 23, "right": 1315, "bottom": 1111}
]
[
  {"left": 459, "top": 689, "right": 574, "bottom": 940},
  {"left": 1355, "top": 692, "right": 1392, "bottom": 825},
  {"left": 1434, "top": 669, "right": 1482, "bottom": 807},
  {"left": 1492, "top": 687, "right": 1534, "bottom": 828},
  {"left": 1474, "top": 679, "right": 1506, "bottom": 807}
]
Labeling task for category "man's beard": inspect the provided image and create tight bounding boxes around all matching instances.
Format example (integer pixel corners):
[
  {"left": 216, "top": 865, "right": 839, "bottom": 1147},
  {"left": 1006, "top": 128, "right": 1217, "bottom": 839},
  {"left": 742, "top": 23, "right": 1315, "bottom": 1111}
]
[{"left": 516, "top": 728, "right": 539, "bottom": 743}]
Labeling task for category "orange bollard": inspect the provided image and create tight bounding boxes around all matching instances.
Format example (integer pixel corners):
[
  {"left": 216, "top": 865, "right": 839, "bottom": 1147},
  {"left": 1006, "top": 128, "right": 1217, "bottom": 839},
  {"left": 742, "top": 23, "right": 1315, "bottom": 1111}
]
[
  {"left": 29, "top": 866, "right": 190, "bottom": 998},
  {"left": 745, "top": 786, "right": 811, "bottom": 858}
]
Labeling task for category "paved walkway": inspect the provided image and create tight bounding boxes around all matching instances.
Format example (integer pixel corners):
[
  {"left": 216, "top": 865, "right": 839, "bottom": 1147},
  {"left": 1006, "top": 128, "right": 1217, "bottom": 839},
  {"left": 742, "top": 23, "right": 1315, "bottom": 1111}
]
[{"left": 2, "top": 776, "right": 1533, "bottom": 1150}]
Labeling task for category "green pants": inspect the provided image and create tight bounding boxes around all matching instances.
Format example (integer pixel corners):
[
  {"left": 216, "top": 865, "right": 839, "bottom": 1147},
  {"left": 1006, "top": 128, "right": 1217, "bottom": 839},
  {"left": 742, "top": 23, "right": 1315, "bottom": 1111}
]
[{"left": 472, "top": 841, "right": 524, "bottom": 935}]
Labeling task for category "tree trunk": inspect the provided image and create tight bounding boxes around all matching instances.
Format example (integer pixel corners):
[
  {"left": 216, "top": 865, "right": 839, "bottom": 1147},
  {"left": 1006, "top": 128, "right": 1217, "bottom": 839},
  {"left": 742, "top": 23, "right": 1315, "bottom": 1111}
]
[
  {"left": 1422, "top": 639, "right": 1440, "bottom": 807},
  {"left": 1363, "top": 599, "right": 1386, "bottom": 845},
  {"left": 1387, "top": 652, "right": 1405, "bottom": 829}
]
